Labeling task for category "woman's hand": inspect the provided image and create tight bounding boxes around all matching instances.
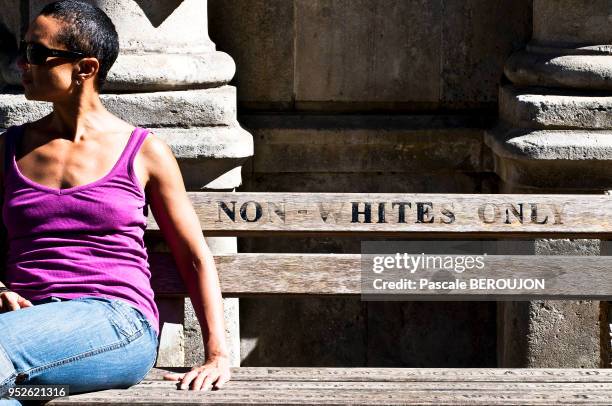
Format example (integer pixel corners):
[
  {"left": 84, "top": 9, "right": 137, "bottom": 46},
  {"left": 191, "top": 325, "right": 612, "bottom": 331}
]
[
  {"left": 0, "top": 290, "right": 33, "bottom": 312},
  {"left": 163, "top": 354, "right": 231, "bottom": 391}
]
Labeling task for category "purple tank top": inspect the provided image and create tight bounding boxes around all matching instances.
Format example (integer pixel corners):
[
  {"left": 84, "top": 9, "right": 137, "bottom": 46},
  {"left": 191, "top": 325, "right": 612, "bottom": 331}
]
[{"left": 1, "top": 124, "right": 159, "bottom": 335}]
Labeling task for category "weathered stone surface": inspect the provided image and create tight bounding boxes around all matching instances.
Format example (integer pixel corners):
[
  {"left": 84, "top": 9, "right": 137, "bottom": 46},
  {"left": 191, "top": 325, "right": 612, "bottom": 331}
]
[
  {"left": 30, "top": 0, "right": 216, "bottom": 53},
  {"left": 240, "top": 113, "right": 496, "bottom": 193},
  {"left": 155, "top": 297, "right": 186, "bottom": 367},
  {"left": 103, "top": 88, "right": 239, "bottom": 127},
  {"left": 441, "top": 0, "right": 531, "bottom": 105},
  {"left": 495, "top": 180, "right": 606, "bottom": 194},
  {"left": 252, "top": 128, "right": 482, "bottom": 173},
  {"left": 505, "top": 51, "right": 612, "bottom": 90},
  {"left": 208, "top": 0, "right": 532, "bottom": 109},
  {"left": 243, "top": 172, "right": 491, "bottom": 198},
  {"left": 209, "top": 0, "right": 294, "bottom": 108},
  {"left": 185, "top": 297, "right": 240, "bottom": 367},
  {"left": 101, "top": 52, "right": 236, "bottom": 92},
  {"left": 156, "top": 322, "right": 184, "bottom": 367},
  {"left": 492, "top": 155, "right": 612, "bottom": 190},
  {"left": 152, "top": 127, "right": 253, "bottom": 160},
  {"left": 533, "top": 0, "right": 612, "bottom": 46},
  {"left": 500, "top": 86, "right": 612, "bottom": 129},
  {"left": 486, "top": 127, "right": 612, "bottom": 160},
  {"left": 0, "top": 93, "right": 54, "bottom": 126},
  {"left": 536, "top": 238, "right": 600, "bottom": 256},
  {"left": 0, "top": 87, "right": 239, "bottom": 127},
  {"left": 484, "top": 126, "right": 612, "bottom": 189},
  {"left": 499, "top": 299, "right": 601, "bottom": 367},
  {"left": 242, "top": 114, "right": 488, "bottom": 174},
  {"left": 294, "top": 0, "right": 442, "bottom": 106}
]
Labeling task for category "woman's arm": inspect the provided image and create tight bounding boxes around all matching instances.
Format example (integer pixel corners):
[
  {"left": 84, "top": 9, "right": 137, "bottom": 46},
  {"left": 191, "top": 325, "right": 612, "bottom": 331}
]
[{"left": 141, "top": 133, "right": 231, "bottom": 391}]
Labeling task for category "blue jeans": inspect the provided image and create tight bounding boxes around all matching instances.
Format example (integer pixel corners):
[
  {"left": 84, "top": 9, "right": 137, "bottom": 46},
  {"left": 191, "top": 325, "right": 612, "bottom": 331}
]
[{"left": 0, "top": 296, "right": 159, "bottom": 405}]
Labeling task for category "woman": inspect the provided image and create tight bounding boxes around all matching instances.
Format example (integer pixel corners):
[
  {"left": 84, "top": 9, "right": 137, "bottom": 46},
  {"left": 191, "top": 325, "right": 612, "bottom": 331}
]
[{"left": 0, "top": 0, "right": 230, "bottom": 401}]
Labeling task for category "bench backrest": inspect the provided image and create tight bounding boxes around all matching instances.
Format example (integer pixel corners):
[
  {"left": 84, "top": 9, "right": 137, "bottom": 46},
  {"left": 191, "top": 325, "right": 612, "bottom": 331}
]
[{"left": 146, "top": 192, "right": 612, "bottom": 298}]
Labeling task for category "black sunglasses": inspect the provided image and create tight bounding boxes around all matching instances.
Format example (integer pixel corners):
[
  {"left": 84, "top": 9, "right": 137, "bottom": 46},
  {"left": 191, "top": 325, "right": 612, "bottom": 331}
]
[{"left": 19, "top": 40, "right": 87, "bottom": 65}]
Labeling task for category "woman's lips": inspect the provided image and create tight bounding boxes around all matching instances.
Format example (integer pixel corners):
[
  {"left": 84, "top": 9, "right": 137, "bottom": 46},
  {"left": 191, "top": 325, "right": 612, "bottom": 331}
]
[{"left": 21, "top": 77, "right": 32, "bottom": 84}]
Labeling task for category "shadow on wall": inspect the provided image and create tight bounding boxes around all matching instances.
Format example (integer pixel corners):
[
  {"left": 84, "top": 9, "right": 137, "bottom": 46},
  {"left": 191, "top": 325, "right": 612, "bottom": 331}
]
[
  {"left": 0, "top": 21, "right": 17, "bottom": 92},
  {"left": 133, "top": 0, "right": 184, "bottom": 28}
]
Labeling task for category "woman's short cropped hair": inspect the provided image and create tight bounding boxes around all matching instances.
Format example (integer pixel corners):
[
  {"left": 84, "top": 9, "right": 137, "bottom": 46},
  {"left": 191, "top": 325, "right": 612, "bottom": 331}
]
[{"left": 39, "top": 0, "right": 119, "bottom": 91}]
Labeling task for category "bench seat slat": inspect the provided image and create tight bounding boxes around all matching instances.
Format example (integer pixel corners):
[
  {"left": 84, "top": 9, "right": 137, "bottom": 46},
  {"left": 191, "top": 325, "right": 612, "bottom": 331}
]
[
  {"left": 141, "top": 367, "right": 612, "bottom": 382},
  {"left": 130, "top": 380, "right": 612, "bottom": 390},
  {"left": 46, "top": 368, "right": 612, "bottom": 404},
  {"left": 46, "top": 390, "right": 612, "bottom": 405}
]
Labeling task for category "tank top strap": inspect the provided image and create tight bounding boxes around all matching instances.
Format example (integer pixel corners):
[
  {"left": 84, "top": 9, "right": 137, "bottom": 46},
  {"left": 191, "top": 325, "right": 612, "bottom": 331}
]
[
  {"left": 103, "top": 126, "right": 148, "bottom": 180},
  {"left": 125, "top": 127, "right": 150, "bottom": 172}
]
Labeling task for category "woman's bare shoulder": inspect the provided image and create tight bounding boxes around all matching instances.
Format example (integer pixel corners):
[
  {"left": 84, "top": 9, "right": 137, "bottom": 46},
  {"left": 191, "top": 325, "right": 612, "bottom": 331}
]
[
  {"left": 137, "top": 131, "right": 179, "bottom": 186},
  {"left": 140, "top": 129, "right": 170, "bottom": 156},
  {"left": 140, "top": 131, "right": 174, "bottom": 166}
]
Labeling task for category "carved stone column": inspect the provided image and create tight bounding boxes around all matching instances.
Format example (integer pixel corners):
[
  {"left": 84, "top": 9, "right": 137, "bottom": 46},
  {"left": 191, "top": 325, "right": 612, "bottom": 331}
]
[
  {"left": 0, "top": 0, "right": 252, "bottom": 367},
  {"left": 485, "top": 0, "right": 611, "bottom": 367}
]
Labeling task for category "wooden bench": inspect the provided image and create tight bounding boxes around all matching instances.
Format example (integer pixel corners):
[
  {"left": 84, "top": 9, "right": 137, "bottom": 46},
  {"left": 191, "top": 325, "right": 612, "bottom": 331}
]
[{"left": 47, "top": 192, "right": 612, "bottom": 405}]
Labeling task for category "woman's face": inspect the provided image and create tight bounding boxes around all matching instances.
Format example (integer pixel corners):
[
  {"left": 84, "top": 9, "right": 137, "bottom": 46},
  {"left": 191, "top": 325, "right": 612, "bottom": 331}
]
[{"left": 18, "top": 15, "right": 84, "bottom": 103}]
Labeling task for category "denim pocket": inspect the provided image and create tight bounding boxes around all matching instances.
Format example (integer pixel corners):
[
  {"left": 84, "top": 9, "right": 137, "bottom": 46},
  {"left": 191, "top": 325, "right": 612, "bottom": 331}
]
[{"left": 107, "top": 300, "right": 145, "bottom": 340}]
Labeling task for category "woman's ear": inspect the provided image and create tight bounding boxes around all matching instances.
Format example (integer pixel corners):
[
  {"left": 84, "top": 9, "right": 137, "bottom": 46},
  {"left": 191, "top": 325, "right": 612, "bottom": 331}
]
[{"left": 75, "top": 57, "right": 99, "bottom": 82}]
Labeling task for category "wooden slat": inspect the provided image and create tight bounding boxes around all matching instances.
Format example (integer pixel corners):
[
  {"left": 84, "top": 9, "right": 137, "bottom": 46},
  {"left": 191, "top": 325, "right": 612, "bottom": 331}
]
[
  {"left": 46, "top": 366, "right": 612, "bottom": 405},
  {"left": 145, "top": 192, "right": 612, "bottom": 238},
  {"left": 129, "top": 380, "right": 612, "bottom": 390},
  {"left": 144, "top": 366, "right": 612, "bottom": 382},
  {"left": 150, "top": 253, "right": 612, "bottom": 298},
  {"left": 47, "top": 388, "right": 612, "bottom": 405}
]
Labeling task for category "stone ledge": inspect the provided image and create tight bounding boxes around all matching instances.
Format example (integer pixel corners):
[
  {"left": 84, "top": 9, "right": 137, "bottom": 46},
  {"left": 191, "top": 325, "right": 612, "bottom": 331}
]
[
  {"left": 500, "top": 86, "right": 612, "bottom": 130},
  {"left": 526, "top": 42, "right": 612, "bottom": 56},
  {"left": 240, "top": 114, "right": 486, "bottom": 174},
  {"left": 485, "top": 126, "right": 612, "bottom": 190},
  {"left": 485, "top": 126, "right": 612, "bottom": 160},
  {"left": 153, "top": 126, "right": 253, "bottom": 160},
  {"left": 504, "top": 50, "right": 612, "bottom": 90},
  {"left": 0, "top": 87, "right": 238, "bottom": 127},
  {"left": 104, "top": 52, "right": 236, "bottom": 91}
]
